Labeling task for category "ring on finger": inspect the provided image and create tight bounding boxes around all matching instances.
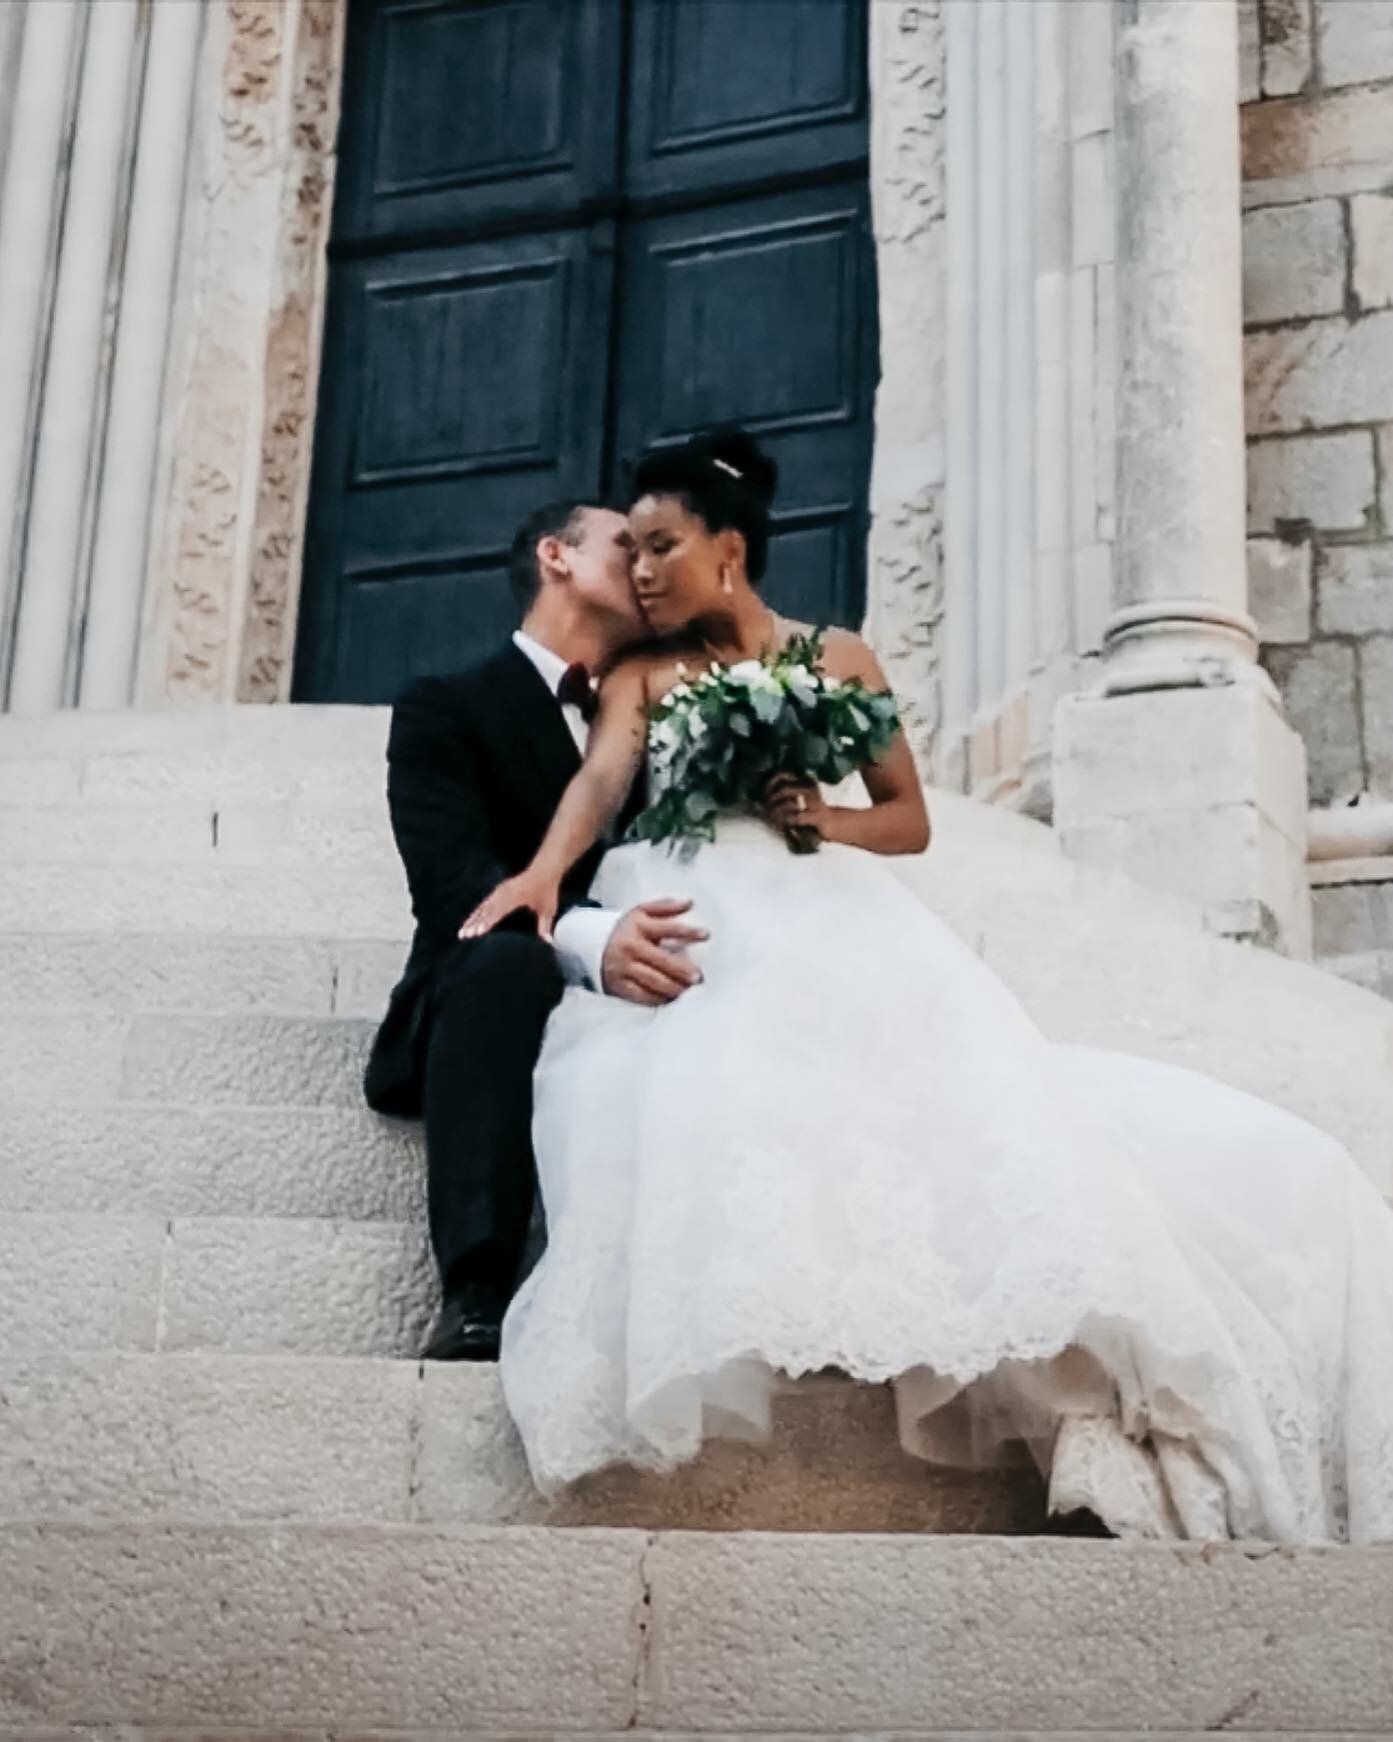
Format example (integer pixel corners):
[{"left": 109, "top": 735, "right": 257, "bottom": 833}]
[{"left": 795, "top": 793, "right": 807, "bottom": 814}]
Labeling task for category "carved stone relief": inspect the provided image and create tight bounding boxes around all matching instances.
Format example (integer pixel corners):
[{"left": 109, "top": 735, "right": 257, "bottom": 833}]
[
  {"left": 864, "top": 0, "right": 948, "bottom": 774},
  {"left": 143, "top": 0, "right": 344, "bottom": 705}
]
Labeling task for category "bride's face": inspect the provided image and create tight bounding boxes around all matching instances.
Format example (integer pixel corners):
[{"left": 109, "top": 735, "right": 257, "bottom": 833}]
[{"left": 629, "top": 493, "right": 738, "bottom": 637}]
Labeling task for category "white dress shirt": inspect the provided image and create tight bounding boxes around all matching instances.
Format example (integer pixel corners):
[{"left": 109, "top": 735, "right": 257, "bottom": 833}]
[{"left": 512, "top": 630, "right": 621, "bottom": 990}]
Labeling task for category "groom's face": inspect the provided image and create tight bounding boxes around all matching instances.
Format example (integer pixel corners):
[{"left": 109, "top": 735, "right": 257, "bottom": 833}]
[{"left": 565, "top": 507, "right": 643, "bottom": 636}]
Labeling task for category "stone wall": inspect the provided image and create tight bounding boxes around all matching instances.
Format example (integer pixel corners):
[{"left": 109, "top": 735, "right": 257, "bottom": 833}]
[
  {"left": 1240, "top": 0, "right": 1393, "bottom": 808},
  {"left": 1239, "top": 0, "right": 1393, "bottom": 997}
]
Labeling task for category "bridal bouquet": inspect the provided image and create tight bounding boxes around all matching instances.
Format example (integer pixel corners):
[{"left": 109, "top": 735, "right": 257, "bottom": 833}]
[{"left": 627, "top": 631, "right": 900, "bottom": 855}]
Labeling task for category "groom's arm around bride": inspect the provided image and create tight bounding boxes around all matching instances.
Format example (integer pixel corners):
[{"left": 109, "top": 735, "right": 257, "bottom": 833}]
[{"left": 364, "top": 500, "right": 705, "bottom": 1362}]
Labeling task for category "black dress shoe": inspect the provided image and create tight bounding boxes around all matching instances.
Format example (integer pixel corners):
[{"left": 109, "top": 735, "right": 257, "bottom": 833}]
[{"left": 421, "top": 1285, "right": 506, "bottom": 1362}]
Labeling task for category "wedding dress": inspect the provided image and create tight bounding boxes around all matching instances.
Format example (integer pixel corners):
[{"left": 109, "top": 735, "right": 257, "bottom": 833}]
[{"left": 500, "top": 760, "right": 1393, "bottom": 1544}]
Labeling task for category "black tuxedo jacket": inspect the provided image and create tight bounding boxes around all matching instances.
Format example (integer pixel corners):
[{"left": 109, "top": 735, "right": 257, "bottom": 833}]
[{"left": 364, "top": 641, "right": 634, "bottom": 1117}]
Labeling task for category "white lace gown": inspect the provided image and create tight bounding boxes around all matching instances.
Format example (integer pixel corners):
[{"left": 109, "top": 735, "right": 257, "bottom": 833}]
[{"left": 500, "top": 779, "right": 1393, "bottom": 1544}]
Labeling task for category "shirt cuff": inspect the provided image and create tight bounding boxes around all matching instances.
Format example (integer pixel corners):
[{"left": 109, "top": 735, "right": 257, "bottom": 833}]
[{"left": 552, "top": 905, "right": 622, "bottom": 992}]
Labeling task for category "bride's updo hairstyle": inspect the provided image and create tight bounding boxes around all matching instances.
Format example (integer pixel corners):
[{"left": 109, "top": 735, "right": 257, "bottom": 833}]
[{"left": 630, "top": 428, "right": 779, "bottom": 582}]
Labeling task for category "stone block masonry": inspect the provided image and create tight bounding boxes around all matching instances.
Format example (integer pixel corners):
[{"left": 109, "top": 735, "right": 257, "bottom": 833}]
[{"left": 1241, "top": 1, "right": 1393, "bottom": 813}]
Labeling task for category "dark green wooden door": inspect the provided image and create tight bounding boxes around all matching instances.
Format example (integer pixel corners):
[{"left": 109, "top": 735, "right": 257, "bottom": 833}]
[{"left": 296, "top": 0, "right": 876, "bottom": 703}]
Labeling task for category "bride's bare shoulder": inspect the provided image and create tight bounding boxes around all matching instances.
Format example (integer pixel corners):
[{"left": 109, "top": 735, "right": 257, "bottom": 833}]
[
  {"left": 602, "top": 636, "right": 705, "bottom": 703},
  {"left": 808, "top": 624, "right": 890, "bottom": 689}
]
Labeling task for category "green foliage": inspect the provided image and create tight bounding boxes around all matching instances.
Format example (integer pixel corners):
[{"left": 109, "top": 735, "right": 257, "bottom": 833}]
[{"left": 626, "top": 630, "right": 901, "bottom": 854}]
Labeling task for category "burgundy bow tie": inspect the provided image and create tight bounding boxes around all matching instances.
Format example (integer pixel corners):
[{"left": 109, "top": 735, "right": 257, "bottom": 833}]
[{"left": 557, "top": 662, "right": 598, "bottom": 723}]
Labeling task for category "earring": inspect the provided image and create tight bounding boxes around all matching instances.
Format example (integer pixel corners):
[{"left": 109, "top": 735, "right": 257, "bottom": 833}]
[{"left": 720, "top": 566, "right": 734, "bottom": 595}]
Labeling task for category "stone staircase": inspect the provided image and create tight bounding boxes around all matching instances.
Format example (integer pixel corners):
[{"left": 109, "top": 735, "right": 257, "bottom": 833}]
[{"left": 2, "top": 704, "right": 1392, "bottom": 1738}]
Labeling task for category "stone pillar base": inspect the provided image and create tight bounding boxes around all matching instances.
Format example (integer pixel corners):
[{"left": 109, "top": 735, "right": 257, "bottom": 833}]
[{"left": 1053, "top": 677, "right": 1311, "bottom": 957}]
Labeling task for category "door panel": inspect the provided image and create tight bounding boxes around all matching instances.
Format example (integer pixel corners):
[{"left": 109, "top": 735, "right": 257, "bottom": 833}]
[
  {"left": 625, "top": 0, "right": 867, "bottom": 203},
  {"left": 296, "top": 0, "right": 875, "bottom": 702},
  {"left": 334, "top": 0, "right": 623, "bottom": 243},
  {"left": 613, "top": 184, "right": 876, "bottom": 628},
  {"left": 295, "top": 225, "right": 615, "bottom": 701}
]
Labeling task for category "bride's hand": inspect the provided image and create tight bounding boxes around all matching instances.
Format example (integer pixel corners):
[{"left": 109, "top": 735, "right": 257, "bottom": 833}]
[
  {"left": 459, "top": 868, "right": 561, "bottom": 942},
  {"left": 762, "top": 773, "right": 829, "bottom": 842}
]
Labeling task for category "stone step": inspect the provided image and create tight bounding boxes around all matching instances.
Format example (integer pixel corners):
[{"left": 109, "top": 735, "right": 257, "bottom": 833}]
[
  {"left": 1, "top": 1523, "right": 1386, "bottom": 1734},
  {"left": 0, "top": 746, "right": 387, "bottom": 807},
  {"left": 0, "top": 703, "right": 389, "bottom": 761},
  {"left": 0, "top": 1352, "right": 1040, "bottom": 1536},
  {"left": 0, "top": 932, "right": 404, "bottom": 1015},
  {"left": 0, "top": 1211, "right": 435, "bottom": 1358},
  {"left": 2, "top": 1012, "right": 377, "bottom": 1108},
  {"left": 0, "top": 861, "right": 409, "bottom": 934},
  {"left": 0, "top": 798, "right": 396, "bottom": 864},
  {"left": 0, "top": 1104, "right": 422, "bottom": 1221},
  {"left": 0, "top": 1732, "right": 1373, "bottom": 1742}
]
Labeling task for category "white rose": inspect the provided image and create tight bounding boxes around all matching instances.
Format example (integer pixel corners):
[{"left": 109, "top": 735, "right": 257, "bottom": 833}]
[
  {"left": 786, "top": 668, "right": 818, "bottom": 706},
  {"left": 727, "top": 659, "right": 766, "bottom": 686}
]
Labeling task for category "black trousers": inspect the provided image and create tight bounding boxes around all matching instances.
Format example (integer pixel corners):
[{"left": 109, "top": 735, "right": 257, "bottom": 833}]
[{"left": 422, "top": 931, "right": 565, "bottom": 1300}]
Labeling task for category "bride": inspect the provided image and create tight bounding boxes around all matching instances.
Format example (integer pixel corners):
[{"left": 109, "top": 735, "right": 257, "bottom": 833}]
[{"left": 462, "top": 428, "right": 1393, "bottom": 1545}]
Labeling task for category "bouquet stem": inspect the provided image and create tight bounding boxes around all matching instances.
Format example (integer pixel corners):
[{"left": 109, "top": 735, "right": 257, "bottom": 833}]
[{"left": 785, "top": 822, "right": 822, "bottom": 855}]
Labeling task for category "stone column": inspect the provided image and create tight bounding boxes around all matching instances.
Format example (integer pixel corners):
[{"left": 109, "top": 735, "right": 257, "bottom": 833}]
[
  {"left": 79, "top": 0, "right": 205, "bottom": 709},
  {"left": 7, "top": 0, "right": 142, "bottom": 712},
  {"left": 1053, "top": 0, "right": 1310, "bottom": 953},
  {"left": 0, "top": 0, "right": 85, "bottom": 699}
]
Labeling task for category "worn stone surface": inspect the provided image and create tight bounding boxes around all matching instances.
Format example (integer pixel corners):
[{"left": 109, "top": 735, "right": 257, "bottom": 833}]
[
  {"left": 0, "top": 1103, "right": 423, "bottom": 1221},
  {"left": 3, "top": 1525, "right": 1392, "bottom": 1733},
  {"left": 158, "top": 1215, "right": 436, "bottom": 1357},
  {"left": 0, "top": 1523, "right": 645, "bottom": 1730},
  {"left": 1052, "top": 682, "right": 1307, "bottom": 845},
  {"left": 0, "top": 702, "right": 390, "bottom": 760},
  {"left": 116, "top": 1011, "right": 371, "bottom": 1105},
  {"left": 1246, "top": 312, "right": 1393, "bottom": 434},
  {"left": 333, "top": 937, "right": 411, "bottom": 1016},
  {"left": 1239, "top": 0, "right": 1262, "bottom": 102},
  {"left": 0, "top": 801, "right": 214, "bottom": 863},
  {"left": 0, "top": 1732, "right": 1382, "bottom": 1742},
  {"left": 1261, "top": 0, "right": 1315, "bottom": 97},
  {"left": 1362, "top": 634, "right": 1393, "bottom": 793},
  {"left": 639, "top": 1534, "right": 1393, "bottom": 1733},
  {"left": 0, "top": 860, "right": 404, "bottom": 935},
  {"left": 1242, "top": 198, "right": 1345, "bottom": 324},
  {"left": 1242, "top": 85, "right": 1393, "bottom": 202},
  {"left": 0, "top": 932, "right": 338, "bottom": 1012},
  {"left": 1318, "top": 543, "right": 1393, "bottom": 634},
  {"left": 1320, "top": 944, "right": 1393, "bottom": 1000},
  {"left": 0, "top": 1215, "right": 163, "bottom": 1355},
  {"left": 1265, "top": 639, "right": 1363, "bottom": 803},
  {"left": 0, "top": 1354, "right": 417, "bottom": 1525},
  {"left": 1247, "top": 536, "right": 1314, "bottom": 644},
  {"left": 1316, "top": 0, "right": 1393, "bottom": 87},
  {"left": 1248, "top": 431, "right": 1376, "bottom": 534},
  {"left": 1312, "top": 877, "right": 1393, "bottom": 956},
  {"left": 1351, "top": 189, "right": 1393, "bottom": 312},
  {"left": 0, "top": 1351, "right": 1046, "bottom": 1537},
  {"left": 0, "top": 756, "right": 81, "bottom": 803},
  {"left": 0, "top": 1011, "right": 126, "bottom": 1103}
]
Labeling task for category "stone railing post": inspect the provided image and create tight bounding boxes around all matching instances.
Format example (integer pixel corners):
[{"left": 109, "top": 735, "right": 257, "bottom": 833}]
[{"left": 1053, "top": 0, "right": 1310, "bottom": 953}]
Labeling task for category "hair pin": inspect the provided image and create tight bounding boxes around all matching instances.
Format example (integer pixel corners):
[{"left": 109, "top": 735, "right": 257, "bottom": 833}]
[{"left": 710, "top": 457, "right": 742, "bottom": 480}]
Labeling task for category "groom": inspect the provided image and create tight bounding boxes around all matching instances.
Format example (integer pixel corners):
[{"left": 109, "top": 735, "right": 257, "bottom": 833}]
[{"left": 365, "top": 500, "right": 706, "bottom": 1361}]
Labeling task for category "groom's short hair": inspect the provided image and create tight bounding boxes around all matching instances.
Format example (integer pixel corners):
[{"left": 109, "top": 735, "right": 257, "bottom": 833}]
[{"left": 509, "top": 499, "right": 592, "bottom": 609}]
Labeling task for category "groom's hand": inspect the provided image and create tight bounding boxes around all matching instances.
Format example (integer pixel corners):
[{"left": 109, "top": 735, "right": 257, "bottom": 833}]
[{"left": 602, "top": 898, "right": 708, "bottom": 1006}]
